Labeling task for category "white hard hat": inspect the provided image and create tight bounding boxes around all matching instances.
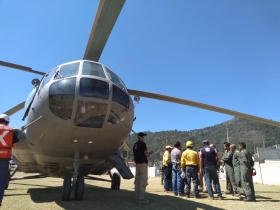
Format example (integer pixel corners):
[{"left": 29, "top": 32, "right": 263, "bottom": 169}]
[{"left": 0, "top": 114, "right": 10, "bottom": 123}]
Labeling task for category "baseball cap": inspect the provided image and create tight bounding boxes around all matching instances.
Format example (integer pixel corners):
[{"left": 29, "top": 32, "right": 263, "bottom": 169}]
[
  {"left": 202, "top": 139, "right": 209, "bottom": 145},
  {"left": 138, "top": 132, "right": 147, "bottom": 137}
]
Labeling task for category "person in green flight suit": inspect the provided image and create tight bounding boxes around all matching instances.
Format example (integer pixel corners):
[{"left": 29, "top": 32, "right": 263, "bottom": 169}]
[
  {"left": 231, "top": 144, "right": 241, "bottom": 190},
  {"left": 237, "top": 142, "right": 256, "bottom": 202},
  {"left": 222, "top": 142, "right": 237, "bottom": 194}
]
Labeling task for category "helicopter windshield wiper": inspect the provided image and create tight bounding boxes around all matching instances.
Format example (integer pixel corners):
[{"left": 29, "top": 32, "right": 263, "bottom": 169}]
[{"left": 54, "top": 71, "right": 64, "bottom": 79}]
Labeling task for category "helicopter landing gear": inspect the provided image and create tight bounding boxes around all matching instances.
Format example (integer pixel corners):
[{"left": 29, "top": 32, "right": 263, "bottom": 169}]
[
  {"left": 110, "top": 172, "right": 121, "bottom": 190},
  {"left": 61, "top": 152, "right": 84, "bottom": 201},
  {"left": 75, "top": 175, "right": 84, "bottom": 200},
  {"left": 62, "top": 175, "right": 71, "bottom": 201}
]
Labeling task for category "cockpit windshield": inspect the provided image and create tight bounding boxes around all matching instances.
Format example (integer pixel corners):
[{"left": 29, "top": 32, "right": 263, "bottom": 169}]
[
  {"left": 105, "top": 67, "right": 127, "bottom": 92},
  {"left": 54, "top": 62, "right": 79, "bottom": 80},
  {"left": 82, "top": 61, "right": 106, "bottom": 78}
]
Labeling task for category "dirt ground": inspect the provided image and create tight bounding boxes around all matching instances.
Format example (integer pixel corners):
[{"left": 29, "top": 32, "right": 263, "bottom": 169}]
[{"left": 1, "top": 172, "right": 280, "bottom": 210}]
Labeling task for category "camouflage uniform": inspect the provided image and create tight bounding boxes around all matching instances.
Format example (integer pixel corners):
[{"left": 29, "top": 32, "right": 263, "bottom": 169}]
[
  {"left": 222, "top": 150, "right": 237, "bottom": 193},
  {"left": 237, "top": 149, "right": 255, "bottom": 201}
]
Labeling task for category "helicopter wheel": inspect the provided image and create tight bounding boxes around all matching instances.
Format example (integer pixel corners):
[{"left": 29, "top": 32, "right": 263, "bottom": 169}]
[
  {"left": 74, "top": 175, "right": 84, "bottom": 200},
  {"left": 62, "top": 175, "right": 71, "bottom": 201},
  {"left": 111, "top": 173, "right": 121, "bottom": 190}
]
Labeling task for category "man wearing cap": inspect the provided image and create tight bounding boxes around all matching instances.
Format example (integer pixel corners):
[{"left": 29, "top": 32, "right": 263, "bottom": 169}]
[
  {"left": 163, "top": 145, "right": 172, "bottom": 192},
  {"left": 199, "top": 140, "right": 223, "bottom": 200},
  {"left": 133, "top": 132, "right": 153, "bottom": 204},
  {"left": 0, "top": 114, "right": 19, "bottom": 206},
  {"left": 181, "top": 141, "right": 200, "bottom": 198},
  {"left": 171, "top": 141, "right": 183, "bottom": 196}
]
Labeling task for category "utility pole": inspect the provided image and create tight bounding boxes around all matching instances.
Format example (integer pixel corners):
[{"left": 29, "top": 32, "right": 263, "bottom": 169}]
[
  {"left": 262, "top": 135, "right": 265, "bottom": 148},
  {"left": 226, "top": 123, "right": 229, "bottom": 143}
]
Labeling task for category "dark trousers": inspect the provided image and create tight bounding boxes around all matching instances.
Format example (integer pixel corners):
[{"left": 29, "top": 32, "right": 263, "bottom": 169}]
[
  {"left": 185, "top": 166, "right": 199, "bottom": 195},
  {"left": 0, "top": 159, "right": 10, "bottom": 204},
  {"left": 163, "top": 166, "right": 172, "bottom": 191},
  {"left": 204, "top": 165, "right": 222, "bottom": 197}
]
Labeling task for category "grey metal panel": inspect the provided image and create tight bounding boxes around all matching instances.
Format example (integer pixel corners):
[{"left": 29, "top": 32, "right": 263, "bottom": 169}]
[
  {"left": 107, "top": 154, "right": 134, "bottom": 179},
  {"left": 4, "top": 102, "right": 25, "bottom": 116},
  {"left": 127, "top": 89, "right": 280, "bottom": 128},
  {"left": 83, "top": 0, "right": 126, "bottom": 61}
]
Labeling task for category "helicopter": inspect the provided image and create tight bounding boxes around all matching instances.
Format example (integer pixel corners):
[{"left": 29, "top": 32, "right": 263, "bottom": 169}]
[{"left": 1, "top": 0, "right": 280, "bottom": 202}]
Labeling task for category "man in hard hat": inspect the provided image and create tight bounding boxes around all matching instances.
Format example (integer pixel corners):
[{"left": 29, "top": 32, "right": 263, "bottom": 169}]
[
  {"left": 0, "top": 114, "right": 19, "bottom": 206},
  {"left": 181, "top": 141, "right": 201, "bottom": 198},
  {"left": 199, "top": 140, "right": 223, "bottom": 200},
  {"left": 133, "top": 132, "right": 154, "bottom": 204},
  {"left": 163, "top": 145, "right": 172, "bottom": 192}
]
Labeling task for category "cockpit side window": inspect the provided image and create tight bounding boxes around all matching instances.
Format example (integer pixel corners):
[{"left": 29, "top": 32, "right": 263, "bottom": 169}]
[
  {"left": 82, "top": 62, "right": 106, "bottom": 78},
  {"left": 54, "top": 62, "right": 79, "bottom": 80},
  {"left": 42, "top": 67, "right": 58, "bottom": 87},
  {"left": 105, "top": 67, "right": 127, "bottom": 92}
]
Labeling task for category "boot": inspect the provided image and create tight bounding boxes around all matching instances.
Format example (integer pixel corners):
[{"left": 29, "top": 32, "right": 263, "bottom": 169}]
[{"left": 243, "top": 196, "right": 255, "bottom": 202}]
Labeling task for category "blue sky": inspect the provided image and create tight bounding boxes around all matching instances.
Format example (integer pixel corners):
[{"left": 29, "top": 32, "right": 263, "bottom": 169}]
[{"left": 0, "top": 0, "right": 280, "bottom": 133}]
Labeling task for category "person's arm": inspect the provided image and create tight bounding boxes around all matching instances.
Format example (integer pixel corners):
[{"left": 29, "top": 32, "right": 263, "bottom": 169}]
[
  {"left": 12, "top": 130, "right": 19, "bottom": 148},
  {"left": 216, "top": 150, "right": 220, "bottom": 167},
  {"left": 199, "top": 157, "right": 203, "bottom": 174},
  {"left": 199, "top": 151, "right": 203, "bottom": 174},
  {"left": 197, "top": 153, "right": 200, "bottom": 169},
  {"left": 163, "top": 152, "right": 168, "bottom": 166},
  {"left": 180, "top": 151, "right": 185, "bottom": 170},
  {"left": 243, "top": 151, "right": 252, "bottom": 169},
  {"left": 144, "top": 150, "right": 150, "bottom": 157}
]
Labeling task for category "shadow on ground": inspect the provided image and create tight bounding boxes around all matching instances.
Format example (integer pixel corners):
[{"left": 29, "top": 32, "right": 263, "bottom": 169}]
[{"left": 26, "top": 185, "right": 224, "bottom": 210}]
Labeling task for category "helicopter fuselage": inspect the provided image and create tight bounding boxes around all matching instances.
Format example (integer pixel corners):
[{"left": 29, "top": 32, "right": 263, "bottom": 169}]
[{"left": 12, "top": 60, "right": 134, "bottom": 177}]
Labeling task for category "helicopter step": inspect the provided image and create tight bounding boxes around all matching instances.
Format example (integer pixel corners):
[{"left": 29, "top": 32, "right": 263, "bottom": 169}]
[{"left": 62, "top": 152, "right": 84, "bottom": 201}]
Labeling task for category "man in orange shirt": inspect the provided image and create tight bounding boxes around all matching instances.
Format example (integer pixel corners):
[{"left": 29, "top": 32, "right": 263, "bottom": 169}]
[{"left": 0, "top": 114, "right": 19, "bottom": 206}]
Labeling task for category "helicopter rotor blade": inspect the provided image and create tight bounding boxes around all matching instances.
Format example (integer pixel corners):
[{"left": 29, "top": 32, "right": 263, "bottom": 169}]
[
  {"left": 127, "top": 89, "right": 280, "bottom": 128},
  {"left": 4, "top": 102, "right": 25, "bottom": 116},
  {"left": 83, "top": 0, "right": 126, "bottom": 62},
  {"left": 0, "top": 61, "right": 45, "bottom": 75}
]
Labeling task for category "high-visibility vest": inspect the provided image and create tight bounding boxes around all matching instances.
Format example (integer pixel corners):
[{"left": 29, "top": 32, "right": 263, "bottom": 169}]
[{"left": 0, "top": 125, "right": 13, "bottom": 159}]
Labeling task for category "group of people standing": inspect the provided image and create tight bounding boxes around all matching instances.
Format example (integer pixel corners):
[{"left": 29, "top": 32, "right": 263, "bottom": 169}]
[
  {"left": 162, "top": 139, "right": 256, "bottom": 202},
  {"left": 132, "top": 131, "right": 256, "bottom": 204},
  {"left": 162, "top": 140, "right": 203, "bottom": 198},
  {"left": 222, "top": 142, "right": 256, "bottom": 202}
]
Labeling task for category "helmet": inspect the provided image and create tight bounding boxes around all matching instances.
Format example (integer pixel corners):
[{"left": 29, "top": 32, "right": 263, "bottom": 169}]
[
  {"left": 186, "top": 141, "right": 193, "bottom": 147},
  {"left": 165, "top": 145, "right": 173, "bottom": 149},
  {"left": 0, "top": 114, "right": 9, "bottom": 123}
]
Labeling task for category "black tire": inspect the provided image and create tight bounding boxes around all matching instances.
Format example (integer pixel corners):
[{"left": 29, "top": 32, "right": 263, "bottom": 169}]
[
  {"left": 5, "top": 171, "right": 10, "bottom": 189},
  {"left": 62, "top": 175, "right": 71, "bottom": 201},
  {"left": 74, "top": 175, "right": 84, "bottom": 200},
  {"left": 111, "top": 173, "right": 121, "bottom": 190}
]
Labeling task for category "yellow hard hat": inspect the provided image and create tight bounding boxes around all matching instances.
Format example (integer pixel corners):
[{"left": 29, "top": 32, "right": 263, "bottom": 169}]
[{"left": 186, "top": 141, "right": 193, "bottom": 146}]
